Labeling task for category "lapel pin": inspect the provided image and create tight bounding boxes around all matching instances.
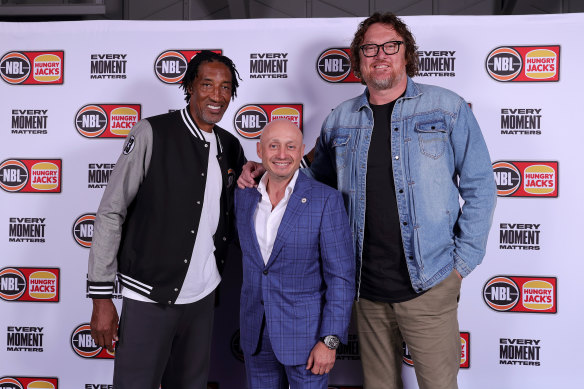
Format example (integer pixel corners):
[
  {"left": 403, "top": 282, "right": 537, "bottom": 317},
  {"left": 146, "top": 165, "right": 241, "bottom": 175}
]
[{"left": 301, "top": 198, "right": 307, "bottom": 203}]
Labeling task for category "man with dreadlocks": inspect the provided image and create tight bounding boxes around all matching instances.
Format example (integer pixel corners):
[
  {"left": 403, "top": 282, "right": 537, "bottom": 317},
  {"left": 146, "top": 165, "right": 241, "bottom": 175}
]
[{"left": 87, "top": 50, "right": 245, "bottom": 389}]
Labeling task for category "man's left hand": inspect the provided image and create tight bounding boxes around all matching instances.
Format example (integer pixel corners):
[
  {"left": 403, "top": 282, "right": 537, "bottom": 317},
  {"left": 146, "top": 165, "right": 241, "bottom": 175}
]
[{"left": 306, "top": 341, "right": 336, "bottom": 375}]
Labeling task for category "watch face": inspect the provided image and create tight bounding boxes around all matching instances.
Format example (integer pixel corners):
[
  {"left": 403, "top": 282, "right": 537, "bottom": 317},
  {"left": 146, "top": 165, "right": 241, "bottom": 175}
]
[{"left": 325, "top": 335, "right": 340, "bottom": 349}]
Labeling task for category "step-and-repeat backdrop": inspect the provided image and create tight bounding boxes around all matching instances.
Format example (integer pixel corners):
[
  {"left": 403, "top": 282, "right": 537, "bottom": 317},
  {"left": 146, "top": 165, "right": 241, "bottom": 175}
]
[{"left": 1, "top": 13, "right": 582, "bottom": 389}]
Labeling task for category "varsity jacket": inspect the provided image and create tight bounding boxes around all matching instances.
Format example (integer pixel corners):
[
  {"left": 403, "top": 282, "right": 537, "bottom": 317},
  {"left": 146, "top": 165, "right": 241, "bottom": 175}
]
[{"left": 87, "top": 107, "right": 245, "bottom": 304}]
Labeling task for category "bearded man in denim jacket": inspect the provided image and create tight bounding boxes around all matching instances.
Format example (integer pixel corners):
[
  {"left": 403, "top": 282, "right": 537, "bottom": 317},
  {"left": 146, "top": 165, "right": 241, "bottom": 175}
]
[{"left": 239, "top": 12, "right": 496, "bottom": 389}]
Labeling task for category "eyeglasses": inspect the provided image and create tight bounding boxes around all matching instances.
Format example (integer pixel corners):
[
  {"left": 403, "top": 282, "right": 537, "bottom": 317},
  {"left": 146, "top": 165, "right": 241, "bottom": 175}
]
[{"left": 359, "top": 41, "right": 404, "bottom": 57}]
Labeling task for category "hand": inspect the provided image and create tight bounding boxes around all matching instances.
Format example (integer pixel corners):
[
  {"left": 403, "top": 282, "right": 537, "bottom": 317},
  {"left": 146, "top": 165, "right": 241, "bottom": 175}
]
[
  {"left": 237, "top": 161, "right": 264, "bottom": 189},
  {"left": 306, "top": 341, "right": 336, "bottom": 375},
  {"left": 90, "top": 298, "right": 119, "bottom": 353},
  {"left": 455, "top": 270, "right": 462, "bottom": 280},
  {"left": 304, "top": 142, "right": 318, "bottom": 165}
]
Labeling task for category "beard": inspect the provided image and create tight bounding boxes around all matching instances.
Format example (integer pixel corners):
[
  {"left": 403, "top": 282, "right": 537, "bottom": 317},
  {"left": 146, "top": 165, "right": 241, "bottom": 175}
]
[{"left": 364, "top": 75, "right": 392, "bottom": 90}]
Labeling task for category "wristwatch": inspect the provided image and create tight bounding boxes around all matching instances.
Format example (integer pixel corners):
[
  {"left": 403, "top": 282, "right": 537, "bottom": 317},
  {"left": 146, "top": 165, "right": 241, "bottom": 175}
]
[{"left": 321, "top": 335, "right": 340, "bottom": 350}]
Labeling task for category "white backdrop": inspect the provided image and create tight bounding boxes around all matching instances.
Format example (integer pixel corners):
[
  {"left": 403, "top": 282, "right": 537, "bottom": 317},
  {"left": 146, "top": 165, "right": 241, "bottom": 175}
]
[{"left": 1, "top": 13, "right": 583, "bottom": 389}]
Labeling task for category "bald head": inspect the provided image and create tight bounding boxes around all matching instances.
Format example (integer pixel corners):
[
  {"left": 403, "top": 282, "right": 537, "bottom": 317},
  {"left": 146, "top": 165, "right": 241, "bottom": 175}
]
[
  {"left": 260, "top": 118, "right": 303, "bottom": 144},
  {"left": 257, "top": 119, "right": 305, "bottom": 184}
]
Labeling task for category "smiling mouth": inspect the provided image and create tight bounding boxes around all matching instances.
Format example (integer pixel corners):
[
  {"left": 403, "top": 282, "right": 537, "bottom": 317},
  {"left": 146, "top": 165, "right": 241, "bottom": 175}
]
[{"left": 207, "top": 104, "right": 222, "bottom": 110}]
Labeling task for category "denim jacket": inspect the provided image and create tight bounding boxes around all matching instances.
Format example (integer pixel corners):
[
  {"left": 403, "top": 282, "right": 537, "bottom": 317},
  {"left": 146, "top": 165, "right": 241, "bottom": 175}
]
[{"left": 308, "top": 77, "right": 496, "bottom": 295}]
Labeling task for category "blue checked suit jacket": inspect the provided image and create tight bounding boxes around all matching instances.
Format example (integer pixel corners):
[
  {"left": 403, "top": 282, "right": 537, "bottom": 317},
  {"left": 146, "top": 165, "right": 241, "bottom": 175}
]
[{"left": 235, "top": 170, "right": 355, "bottom": 366}]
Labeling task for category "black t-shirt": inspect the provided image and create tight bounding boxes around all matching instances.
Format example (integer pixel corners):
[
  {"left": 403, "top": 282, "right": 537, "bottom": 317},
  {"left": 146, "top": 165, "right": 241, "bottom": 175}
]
[{"left": 360, "top": 99, "right": 419, "bottom": 303}]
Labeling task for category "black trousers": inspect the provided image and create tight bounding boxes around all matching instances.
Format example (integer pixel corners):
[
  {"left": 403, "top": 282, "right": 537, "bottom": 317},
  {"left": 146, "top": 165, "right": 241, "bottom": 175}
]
[{"left": 113, "top": 291, "right": 215, "bottom": 389}]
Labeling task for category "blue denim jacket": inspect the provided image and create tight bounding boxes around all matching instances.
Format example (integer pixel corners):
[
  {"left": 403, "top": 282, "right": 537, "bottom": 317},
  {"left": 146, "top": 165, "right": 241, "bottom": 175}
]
[{"left": 308, "top": 77, "right": 496, "bottom": 295}]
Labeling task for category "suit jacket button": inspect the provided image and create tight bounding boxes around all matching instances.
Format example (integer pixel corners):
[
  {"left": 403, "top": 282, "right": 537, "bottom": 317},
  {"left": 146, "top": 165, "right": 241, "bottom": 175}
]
[
  {"left": 263, "top": 270, "right": 268, "bottom": 275},
  {"left": 260, "top": 300, "right": 264, "bottom": 305}
]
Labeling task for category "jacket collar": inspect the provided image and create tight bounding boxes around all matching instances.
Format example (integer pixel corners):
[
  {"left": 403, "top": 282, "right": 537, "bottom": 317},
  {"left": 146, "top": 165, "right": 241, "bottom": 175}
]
[
  {"left": 180, "top": 106, "right": 224, "bottom": 153},
  {"left": 354, "top": 76, "right": 422, "bottom": 112}
]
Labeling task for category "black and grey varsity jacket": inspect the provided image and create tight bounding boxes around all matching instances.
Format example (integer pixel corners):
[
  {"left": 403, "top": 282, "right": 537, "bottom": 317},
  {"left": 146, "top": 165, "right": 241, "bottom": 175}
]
[{"left": 87, "top": 107, "right": 246, "bottom": 304}]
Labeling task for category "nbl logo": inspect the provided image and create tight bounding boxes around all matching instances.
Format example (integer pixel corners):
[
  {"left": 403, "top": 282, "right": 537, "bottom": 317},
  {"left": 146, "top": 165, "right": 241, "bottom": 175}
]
[
  {"left": 234, "top": 104, "right": 303, "bottom": 139},
  {"left": 234, "top": 105, "right": 268, "bottom": 138},
  {"left": 71, "top": 324, "right": 114, "bottom": 359},
  {"left": 486, "top": 47, "right": 522, "bottom": 81},
  {"left": 0, "top": 52, "right": 30, "bottom": 84},
  {"left": 0, "top": 160, "right": 28, "bottom": 192},
  {"left": 0, "top": 51, "right": 64, "bottom": 85},
  {"left": 0, "top": 377, "right": 58, "bottom": 389},
  {"left": 0, "top": 268, "right": 27, "bottom": 301},
  {"left": 493, "top": 162, "right": 521, "bottom": 196},
  {"left": 483, "top": 277, "right": 520, "bottom": 311},
  {"left": 483, "top": 276, "right": 557, "bottom": 313},
  {"left": 316, "top": 48, "right": 359, "bottom": 83},
  {"left": 75, "top": 104, "right": 140, "bottom": 138},
  {"left": 155, "top": 51, "right": 187, "bottom": 84},
  {"left": 75, "top": 105, "right": 108, "bottom": 137},
  {"left": 72, "top": 214, "right": 96, "bottom": 248},
  {"left": 154, "top": 50, "right": 222, "bottom": 84},
  {"left": 486, "top": 45, "right": 560, "bottom": 82}
]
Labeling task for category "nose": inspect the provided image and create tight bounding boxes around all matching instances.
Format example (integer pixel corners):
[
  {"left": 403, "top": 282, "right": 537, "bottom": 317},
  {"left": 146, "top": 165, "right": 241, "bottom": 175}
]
[
  {"left": 210, "top": 86, "right": 221, "bottom": 101},
  {"left": 277, "top": 147, "right": 287, "bottom": 159}
]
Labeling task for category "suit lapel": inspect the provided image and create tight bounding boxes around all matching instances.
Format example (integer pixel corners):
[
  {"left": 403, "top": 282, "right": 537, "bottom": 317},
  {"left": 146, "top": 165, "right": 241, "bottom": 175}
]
[{"left": 266, "top": 172, "right": 311, "bottom": 267}]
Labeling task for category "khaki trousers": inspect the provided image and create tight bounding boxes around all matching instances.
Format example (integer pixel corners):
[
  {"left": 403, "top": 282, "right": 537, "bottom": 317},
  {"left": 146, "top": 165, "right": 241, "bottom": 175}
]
[{"left": 353, "top": 270, "right": 462, "bottom": 389}]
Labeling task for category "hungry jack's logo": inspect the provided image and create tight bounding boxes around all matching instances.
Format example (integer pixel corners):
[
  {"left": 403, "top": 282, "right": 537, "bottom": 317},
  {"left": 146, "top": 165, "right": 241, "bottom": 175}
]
[
  {"left": 71, "top": 323, "right": 114, "bottom": 359},
  {"left": 75, "top": 104, "right": 141, "bottom": 138},
  {"left": 483, "top": 276, "right": 557, "bottom": 313},
  {"left": 234, "top": 104, "right": 303, "bottom": 139},
  {"left": 493, "top": 161, "right": 558, "bottom": 197},
  {"left": 0, "top": 377, "right": 58, "bottom": 389},
  {"left": 0, "top": 267, "right": 59, "bottom": 302},
  {"left": 316, "top": 48, "right": 360, "bottom": 83},
  {"left": 154, "top": 50, "right": 222, "bottom": 84},
  {"left": 485, "top": 46, "right": 560, "bottom": 82},
  {"left": 0, "top": 159, "right": 62, "bottom": 193},
  {"left": 0, "top": 51, "right": 64, "bottom": 85}
]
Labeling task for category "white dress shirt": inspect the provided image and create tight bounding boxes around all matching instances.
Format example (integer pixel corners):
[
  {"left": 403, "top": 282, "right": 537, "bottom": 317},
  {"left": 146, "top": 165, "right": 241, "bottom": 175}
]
[{"left": 254, "top": 170, "right": 299, "bottom": 265}]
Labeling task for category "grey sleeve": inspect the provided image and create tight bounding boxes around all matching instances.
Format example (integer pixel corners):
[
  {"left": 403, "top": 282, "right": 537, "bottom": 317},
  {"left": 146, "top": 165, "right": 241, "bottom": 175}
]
[{"left": 87, "top": 119, "right": 153, "bottom": 285}]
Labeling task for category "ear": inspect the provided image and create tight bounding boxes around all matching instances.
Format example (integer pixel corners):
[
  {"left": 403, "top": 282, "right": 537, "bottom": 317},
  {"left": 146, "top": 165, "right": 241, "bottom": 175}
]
[
  {"left": 256, "top": 142, "right": 262, "bottom": 159},
  {"left": 301, "top": 144, "right": 305, "bottom": 156}
]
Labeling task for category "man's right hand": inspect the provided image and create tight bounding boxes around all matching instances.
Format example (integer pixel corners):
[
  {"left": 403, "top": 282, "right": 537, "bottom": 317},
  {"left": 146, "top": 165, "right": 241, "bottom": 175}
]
[
  {"left": 237, "top": 161, "right": 265, "bottom": 189},
  {"left": 90, "top": 298, "right": 119, "bottom": 353}
]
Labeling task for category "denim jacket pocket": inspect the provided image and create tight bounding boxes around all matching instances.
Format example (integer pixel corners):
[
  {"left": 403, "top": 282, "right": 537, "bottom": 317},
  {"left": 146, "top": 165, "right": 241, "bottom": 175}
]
[
  {"left": 415, "top": 120, "right": 448, "bottom": 159},
  {"left": 331, "top": 133, "right": 351, "bottom": 170}
]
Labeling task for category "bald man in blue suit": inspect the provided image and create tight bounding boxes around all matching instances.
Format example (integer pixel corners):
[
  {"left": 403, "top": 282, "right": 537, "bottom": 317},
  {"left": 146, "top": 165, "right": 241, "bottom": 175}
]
[{"left": 235, "top": 119, "right": 355, "bottom": 389}]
